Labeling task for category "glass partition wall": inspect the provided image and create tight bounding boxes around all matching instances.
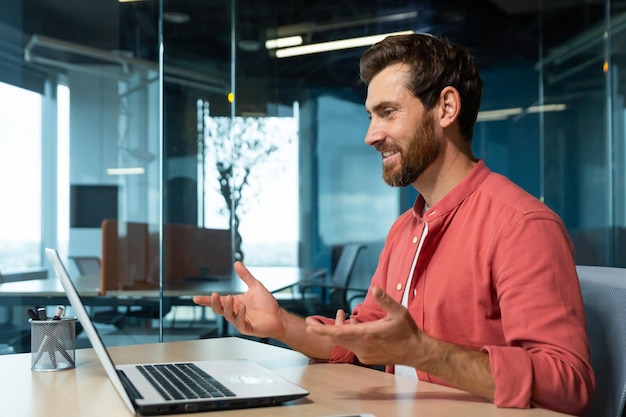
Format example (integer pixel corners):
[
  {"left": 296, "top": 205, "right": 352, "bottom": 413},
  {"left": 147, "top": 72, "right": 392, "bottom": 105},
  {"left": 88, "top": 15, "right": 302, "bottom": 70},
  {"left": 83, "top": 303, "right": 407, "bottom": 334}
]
[
  {"left": 539, "top": 5, "right": 626, "bottom": 267},
  {"left": 1, "top": 0, "right": 626, "bottom": 355}
]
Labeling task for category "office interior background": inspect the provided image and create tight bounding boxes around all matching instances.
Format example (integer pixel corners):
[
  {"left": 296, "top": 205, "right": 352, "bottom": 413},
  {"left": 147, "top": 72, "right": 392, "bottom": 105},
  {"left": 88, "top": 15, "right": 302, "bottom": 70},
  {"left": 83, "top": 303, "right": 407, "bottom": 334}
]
[{"left": 1, "top": 0, "right": 625, "bottom": 352}]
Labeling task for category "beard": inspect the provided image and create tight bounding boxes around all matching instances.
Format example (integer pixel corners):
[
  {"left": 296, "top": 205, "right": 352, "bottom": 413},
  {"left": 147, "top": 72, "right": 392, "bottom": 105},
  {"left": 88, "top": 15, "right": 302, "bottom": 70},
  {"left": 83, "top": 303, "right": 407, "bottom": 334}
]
[{"left": 382, "top": 111, "right": 440, "bottom": 187}]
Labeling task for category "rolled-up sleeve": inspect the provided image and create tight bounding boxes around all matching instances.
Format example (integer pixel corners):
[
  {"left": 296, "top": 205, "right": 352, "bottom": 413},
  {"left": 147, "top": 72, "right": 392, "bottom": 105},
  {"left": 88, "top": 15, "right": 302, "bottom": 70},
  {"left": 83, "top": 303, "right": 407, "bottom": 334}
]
[{"left": 484, "top": 212, "right": 595, "bottom": 416}]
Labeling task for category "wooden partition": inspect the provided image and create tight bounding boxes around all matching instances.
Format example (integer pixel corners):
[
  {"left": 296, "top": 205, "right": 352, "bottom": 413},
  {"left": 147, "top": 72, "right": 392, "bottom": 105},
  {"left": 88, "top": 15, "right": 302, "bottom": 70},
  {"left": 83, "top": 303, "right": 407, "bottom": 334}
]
[{"left": 100, "top": 220, "right": 233, "bottom": 295}]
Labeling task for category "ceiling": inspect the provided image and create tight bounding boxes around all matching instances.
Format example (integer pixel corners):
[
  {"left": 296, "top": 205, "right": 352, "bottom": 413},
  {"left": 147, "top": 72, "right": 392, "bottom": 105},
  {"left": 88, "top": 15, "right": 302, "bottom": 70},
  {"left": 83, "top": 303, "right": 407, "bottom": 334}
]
[
  {"left": 5, "top": 0, "right": 613, "bottom": 110},
  {"left": 132, "top": 0, "right": 610, "bottom": 108}
]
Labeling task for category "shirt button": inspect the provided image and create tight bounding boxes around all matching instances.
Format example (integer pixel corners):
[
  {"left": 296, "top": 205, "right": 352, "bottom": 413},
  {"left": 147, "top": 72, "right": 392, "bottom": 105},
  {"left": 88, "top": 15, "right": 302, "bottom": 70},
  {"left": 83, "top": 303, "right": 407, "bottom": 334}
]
[
  {"left": 412, "top": 236, "right": 418, "bottom": 244},
  {"left": 413, "top": 289, "right": 417, "bottom": 296},
  {"left": 396, "top": 283, "right": 402, "bottom": 291}
]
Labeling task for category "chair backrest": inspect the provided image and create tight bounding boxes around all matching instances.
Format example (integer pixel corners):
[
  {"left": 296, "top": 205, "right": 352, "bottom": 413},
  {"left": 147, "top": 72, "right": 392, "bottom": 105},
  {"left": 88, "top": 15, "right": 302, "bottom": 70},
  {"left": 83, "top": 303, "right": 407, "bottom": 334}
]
[
  {"left": 576, "top": 265, "right": 626, "bottom": 417},
  {"left": 328, "top": 243, "right": 367, "bottom": 309},
  {"left": 331, "top": 243, "right": 367, "bottom": 288},
  {"left": 70, "top": 256, "right": 102, "bottom": 276}
]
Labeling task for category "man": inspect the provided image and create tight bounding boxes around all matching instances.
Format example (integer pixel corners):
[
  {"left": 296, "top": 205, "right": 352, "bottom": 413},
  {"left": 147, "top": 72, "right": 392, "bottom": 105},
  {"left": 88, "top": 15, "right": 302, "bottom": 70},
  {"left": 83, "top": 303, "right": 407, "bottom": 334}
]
[{"left": 193, "top": 33, "right": 595, "bottom": 416}]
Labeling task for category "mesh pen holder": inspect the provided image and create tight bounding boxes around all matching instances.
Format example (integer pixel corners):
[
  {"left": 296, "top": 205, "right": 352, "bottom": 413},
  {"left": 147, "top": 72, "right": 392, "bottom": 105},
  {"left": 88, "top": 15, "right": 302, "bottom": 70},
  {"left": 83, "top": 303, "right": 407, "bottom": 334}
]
[{"left": 30, "top": 317, "right": 76, "bottom": 371}]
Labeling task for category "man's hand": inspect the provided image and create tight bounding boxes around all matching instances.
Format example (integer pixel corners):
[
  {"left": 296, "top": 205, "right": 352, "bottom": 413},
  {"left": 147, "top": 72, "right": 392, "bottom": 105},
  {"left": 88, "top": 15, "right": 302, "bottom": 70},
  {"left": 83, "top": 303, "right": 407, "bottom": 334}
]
[
  {"left": 193, "top": 262, "right": 287, "bottom": 339},
  {"left": 193, "top": 261, "right": 337, "bottom": 360},
  {"left": 305, "top": 286, "right": 423, "bottom": 366},
  {"left": 305, "top": 285, "right": 495, "bottom": 400}
]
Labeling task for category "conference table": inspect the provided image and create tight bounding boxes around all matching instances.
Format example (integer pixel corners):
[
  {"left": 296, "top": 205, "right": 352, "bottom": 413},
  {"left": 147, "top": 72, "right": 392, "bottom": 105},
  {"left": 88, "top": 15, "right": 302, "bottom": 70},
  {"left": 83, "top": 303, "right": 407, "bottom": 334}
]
[
  {"left": 0, "top": 266, "right": 307, "bottom": 307},
  {"left": 1, "top": 336, "right": 573, "bottom": 417},
  {"left": 0, "top": 266, "right": 308, "bottom": 338}
]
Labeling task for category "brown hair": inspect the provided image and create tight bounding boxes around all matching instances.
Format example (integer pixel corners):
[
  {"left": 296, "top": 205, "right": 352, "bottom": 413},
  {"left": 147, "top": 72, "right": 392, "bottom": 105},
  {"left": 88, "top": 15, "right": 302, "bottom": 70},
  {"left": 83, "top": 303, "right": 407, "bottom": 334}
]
[{"left": 359, "top": 33, "right": 483, "bottom": 141}]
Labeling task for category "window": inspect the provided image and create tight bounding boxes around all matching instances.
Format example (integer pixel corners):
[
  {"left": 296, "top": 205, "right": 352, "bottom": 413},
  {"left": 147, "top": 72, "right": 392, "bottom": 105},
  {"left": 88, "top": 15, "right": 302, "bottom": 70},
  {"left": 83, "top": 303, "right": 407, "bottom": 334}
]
[
  {"left": 199, "top": 102, "right": 300, "bottom": 266},
  {"left": 0, "top": 82, "right": 42, "bottom": 269}
]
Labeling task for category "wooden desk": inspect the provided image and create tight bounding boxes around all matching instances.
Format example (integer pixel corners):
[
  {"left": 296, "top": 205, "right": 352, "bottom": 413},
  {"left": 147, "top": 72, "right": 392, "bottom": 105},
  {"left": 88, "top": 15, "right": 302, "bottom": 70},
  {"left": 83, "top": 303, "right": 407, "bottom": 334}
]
[{"left": 1, "top": 337, "right": 573, "bottom": 417}]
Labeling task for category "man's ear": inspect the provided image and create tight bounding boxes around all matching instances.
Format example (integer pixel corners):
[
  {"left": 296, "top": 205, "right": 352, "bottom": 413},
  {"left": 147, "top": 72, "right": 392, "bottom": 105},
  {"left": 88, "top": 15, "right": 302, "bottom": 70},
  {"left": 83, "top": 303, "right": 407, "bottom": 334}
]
[{"left": 438, "top": 86, "right": 461, "bottom": 128}]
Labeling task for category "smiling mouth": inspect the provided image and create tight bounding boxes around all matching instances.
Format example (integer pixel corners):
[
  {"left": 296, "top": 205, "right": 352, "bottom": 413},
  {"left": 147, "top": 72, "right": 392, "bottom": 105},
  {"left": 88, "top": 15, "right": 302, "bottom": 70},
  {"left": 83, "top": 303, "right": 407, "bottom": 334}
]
[{"left": 382, "top": 150, "right": 399, "bottom": 159}]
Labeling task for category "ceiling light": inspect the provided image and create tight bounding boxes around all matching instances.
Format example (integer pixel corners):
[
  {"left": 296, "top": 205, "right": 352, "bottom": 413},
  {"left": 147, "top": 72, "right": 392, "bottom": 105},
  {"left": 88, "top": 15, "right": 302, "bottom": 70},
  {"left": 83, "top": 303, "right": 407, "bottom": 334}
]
[
  {"left": 265, "top": 36, "right": 303, "bottom": 50},
  {"left": 163, "top": 12, "right": 190, "bottom": 24},
  {"left": 476, "top": 108, "right": 523, "bottom": 122},
  {"left": 239, "top": 40, "right": 262, "bottom": 52},
  {"left": 477, "top": 104, "right": 567, "bottom": 122},
  {"left": 106, "top": 167, "right": 145, "bottom": 176},
  {"left": 527, "top": 104, "right": 567, "bottom": 113},
  {"left": 272, "top": 11, "right": 418, "bottom": 38},
  {"left": 274, "top": 30, "right": 414, "bottom": 58}
]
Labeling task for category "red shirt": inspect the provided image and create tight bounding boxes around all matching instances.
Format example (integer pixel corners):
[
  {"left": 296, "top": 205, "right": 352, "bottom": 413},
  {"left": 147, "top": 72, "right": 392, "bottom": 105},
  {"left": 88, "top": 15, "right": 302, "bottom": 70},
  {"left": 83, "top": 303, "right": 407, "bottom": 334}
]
[{"left": 317, "top": 160, "right": 595, "bottom": 416}]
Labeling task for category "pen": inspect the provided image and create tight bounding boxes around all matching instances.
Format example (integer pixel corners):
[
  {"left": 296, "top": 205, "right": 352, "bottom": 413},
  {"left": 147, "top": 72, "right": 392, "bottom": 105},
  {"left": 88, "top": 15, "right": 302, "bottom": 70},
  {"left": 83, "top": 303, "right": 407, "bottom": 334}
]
[
  {"left": 27, "top": 308, "right": 39, "bottom": 321},
  {"left": 37, "top": 307, "right": 47, "bottom": 321},
  {"left": 52, "top": 306, "right": 65, "bottom": 320}
]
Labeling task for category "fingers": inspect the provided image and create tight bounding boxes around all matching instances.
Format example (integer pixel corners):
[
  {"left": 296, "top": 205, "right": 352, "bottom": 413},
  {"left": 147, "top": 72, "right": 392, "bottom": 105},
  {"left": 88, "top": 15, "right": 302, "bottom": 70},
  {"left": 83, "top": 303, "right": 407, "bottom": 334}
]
[
  {"left": 192, "top": 295, "right": 211, "bottom": 306},
  {"left": 304, "top": 315, "right": 325, "bottom": 327},
  {"left": 231, "top": 302, "right": 247, "bottom": 330},
  {"left": 233, "top": 261, "right": 261, "bottom": 288},
  {"left": 305, "top": 309, "right": 349, "bottom": 337},
  {"left": 192, "top": 292, "right": 230, "bottom": 317},
  {"left": 304, "top": 309, "right": 347, "bottom": 328},
  {"left": 335, "top": 309, "right": 346, "bottom": 325},
  {"left": 371, "top": 286, "right": 401, "bottom": 314},
  {"left": 192, "top": 292, "right": 222, "bottom": 310}
]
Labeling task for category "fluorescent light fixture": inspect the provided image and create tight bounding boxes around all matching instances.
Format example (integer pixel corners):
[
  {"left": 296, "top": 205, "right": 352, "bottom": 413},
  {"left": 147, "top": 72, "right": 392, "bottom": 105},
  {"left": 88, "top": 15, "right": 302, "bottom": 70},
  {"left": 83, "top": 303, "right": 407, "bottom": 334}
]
[
  {"left": 272, "top": 12, "right": 419, "bottom": 38},
  {"left": 106, "top": 167, "right": 145, "bottom": 176},
  {"left": 265, "top": 36, "right": 303, "bottom": 50},
  {"left": 477, "top": 103, "right": 567, "bottom": 122},
  {"left": 274, "top": 30, "right": 414, "bottom": 58},
  {"left": 476, "top": 107, "right": 523, "bottom": 122},
  {"left": 527, "top": 104, "right": 567, "bottom": 113}
]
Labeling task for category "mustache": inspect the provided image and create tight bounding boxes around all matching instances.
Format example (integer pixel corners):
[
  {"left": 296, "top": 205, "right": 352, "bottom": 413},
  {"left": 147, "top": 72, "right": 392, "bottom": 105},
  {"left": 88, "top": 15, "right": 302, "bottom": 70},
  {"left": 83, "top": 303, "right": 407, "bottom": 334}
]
[{"left": 375, "top": 143, "right": 398, "bottom": 153}]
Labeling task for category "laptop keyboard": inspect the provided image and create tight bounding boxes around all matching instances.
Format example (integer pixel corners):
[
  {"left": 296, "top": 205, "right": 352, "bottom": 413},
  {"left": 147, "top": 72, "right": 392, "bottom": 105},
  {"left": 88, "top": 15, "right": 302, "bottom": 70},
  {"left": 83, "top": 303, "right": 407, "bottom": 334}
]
[{"left": 137, "top": 363, "right": 236, "bottom": 401}]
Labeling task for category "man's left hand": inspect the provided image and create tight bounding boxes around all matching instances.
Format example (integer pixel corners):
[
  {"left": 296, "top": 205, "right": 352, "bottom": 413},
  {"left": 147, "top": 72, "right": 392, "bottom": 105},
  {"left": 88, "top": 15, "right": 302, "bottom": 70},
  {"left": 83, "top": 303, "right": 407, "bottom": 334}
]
[{"left": 305, "top": 286, "right": 422, "bottom": 367}]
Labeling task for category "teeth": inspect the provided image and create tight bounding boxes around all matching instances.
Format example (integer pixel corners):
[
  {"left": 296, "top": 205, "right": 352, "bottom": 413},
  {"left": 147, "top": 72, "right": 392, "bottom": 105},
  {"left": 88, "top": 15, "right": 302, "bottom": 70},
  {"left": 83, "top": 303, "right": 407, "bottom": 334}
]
[{"left": 382, "top": 151, "right": 396, "bottom": 158}]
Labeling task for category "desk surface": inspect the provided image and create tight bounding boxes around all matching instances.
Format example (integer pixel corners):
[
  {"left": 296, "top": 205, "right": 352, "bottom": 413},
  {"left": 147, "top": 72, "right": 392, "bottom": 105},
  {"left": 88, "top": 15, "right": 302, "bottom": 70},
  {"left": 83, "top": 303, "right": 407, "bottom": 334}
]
[
  {"left": 1, "top": 337, "right": 572, "bottom": 417},
  {"left": 0, "top": 266, "right": 305, "bottom": 301}
]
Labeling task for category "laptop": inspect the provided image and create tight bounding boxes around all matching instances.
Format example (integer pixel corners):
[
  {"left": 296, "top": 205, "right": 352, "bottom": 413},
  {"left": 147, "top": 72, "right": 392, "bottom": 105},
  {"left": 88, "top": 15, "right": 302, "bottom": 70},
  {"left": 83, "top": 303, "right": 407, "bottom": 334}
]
[{"left": 45, "top": 248, "right": 309, "bottom": 416}]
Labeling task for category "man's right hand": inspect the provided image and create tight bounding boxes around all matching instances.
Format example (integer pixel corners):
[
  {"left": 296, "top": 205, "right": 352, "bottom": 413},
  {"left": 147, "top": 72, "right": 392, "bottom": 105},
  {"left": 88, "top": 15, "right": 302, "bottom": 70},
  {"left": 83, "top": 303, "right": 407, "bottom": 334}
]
[{"left": 192, "top": 261, "right": 287, "bottom": 339}]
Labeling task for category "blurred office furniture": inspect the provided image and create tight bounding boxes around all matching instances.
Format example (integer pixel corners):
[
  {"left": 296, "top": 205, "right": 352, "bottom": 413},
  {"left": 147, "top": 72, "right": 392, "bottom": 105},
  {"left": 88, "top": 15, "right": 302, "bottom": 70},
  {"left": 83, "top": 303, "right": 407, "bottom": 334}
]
[
  {"left": 576, "top": 265, "right": 626, "bottom": 417},
  {"left": 70, "top": 255, "right": 128, "bottom": 326},
  {"left": 101, "top": 220, "right": 233, "bottom": 294},
  {"left": 70, "top": 256, "right": 101, "bottom": 276},
  {"left": 0, "top": 269, "right": 15, "bottom": 349},
  {"left": 99, "top": 220, "right": 233, "bottom": 326},
  {"left": 279, "top": 243, "right": 367, "bottom": 317},
  {"left": 0, "top": 267, "right": 49, "bottom": 353}
]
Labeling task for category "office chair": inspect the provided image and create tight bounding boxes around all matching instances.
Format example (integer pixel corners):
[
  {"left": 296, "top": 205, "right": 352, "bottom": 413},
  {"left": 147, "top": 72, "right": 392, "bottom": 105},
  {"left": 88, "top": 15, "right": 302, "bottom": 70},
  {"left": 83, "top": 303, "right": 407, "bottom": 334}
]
[
  {"left": 70, "top": 256, "right": 101, "bottom": 276},
  {"left": 70, "top": 256, "right": 129, "bottom": 326},
  {"left": 279, "top": 243, "right": 367, "bottom": 317},
  {"left": 576, "top": 265, "right": 626, "bottom": 417},
  {"left": 0, "top": 269, "right": 21, "bottom": 350}
]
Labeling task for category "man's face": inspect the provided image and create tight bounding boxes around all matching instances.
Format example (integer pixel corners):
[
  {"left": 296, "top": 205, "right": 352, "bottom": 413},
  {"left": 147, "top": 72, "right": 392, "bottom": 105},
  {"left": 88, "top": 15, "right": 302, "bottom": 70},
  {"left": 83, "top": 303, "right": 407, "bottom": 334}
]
[{"left": 364, "top": 63, "right": 440, "bottom": 187}]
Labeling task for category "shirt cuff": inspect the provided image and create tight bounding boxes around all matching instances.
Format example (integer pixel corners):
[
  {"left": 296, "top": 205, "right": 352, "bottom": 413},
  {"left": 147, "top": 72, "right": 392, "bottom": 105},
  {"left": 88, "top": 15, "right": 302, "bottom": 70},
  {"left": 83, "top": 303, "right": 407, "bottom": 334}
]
[{"left": 483, "top": 344, "right": 532, "bottom": 409}]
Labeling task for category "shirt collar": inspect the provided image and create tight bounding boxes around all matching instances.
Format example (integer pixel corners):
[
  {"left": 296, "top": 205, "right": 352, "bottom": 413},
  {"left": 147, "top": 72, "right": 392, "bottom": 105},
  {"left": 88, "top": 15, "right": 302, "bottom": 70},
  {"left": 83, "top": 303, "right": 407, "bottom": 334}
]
[{"left": 411, "top": 159, "right": 491, "bottom": 220}]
